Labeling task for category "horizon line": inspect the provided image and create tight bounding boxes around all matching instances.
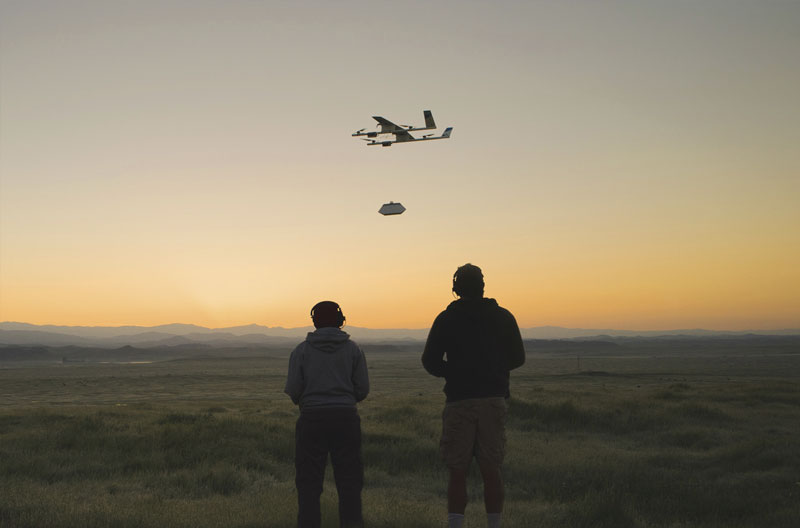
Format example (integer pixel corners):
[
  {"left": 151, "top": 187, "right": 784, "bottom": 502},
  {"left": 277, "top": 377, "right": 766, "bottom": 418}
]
[{"left": 2, "top": 321, "right": 798, "bottom": 334}]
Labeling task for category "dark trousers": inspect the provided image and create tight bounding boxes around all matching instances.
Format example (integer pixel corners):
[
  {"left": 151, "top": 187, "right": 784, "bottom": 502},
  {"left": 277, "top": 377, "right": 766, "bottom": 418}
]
[{"left": 295, "top": 408, "right": 363, "bottom": 528}]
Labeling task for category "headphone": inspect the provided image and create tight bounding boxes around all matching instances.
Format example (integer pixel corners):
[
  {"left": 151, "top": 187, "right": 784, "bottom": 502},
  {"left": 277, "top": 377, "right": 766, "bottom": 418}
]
[{"left": 310, "top": 300, "right": 346, "bottom": 328}]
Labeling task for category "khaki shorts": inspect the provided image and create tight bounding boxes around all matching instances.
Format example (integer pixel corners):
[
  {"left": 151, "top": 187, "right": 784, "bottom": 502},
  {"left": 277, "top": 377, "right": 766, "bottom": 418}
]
[{"left": 440, "top": 397, "right": 507, "bottom": 470}]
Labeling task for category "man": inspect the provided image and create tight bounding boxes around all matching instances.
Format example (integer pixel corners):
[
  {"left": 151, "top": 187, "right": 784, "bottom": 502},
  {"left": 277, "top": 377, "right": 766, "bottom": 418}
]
[
  {"left": 422, "top": 264, "right": 526, "bottom": 528},
  {"left": 285, "top": 301, "right": 369, "bottom": 528}
]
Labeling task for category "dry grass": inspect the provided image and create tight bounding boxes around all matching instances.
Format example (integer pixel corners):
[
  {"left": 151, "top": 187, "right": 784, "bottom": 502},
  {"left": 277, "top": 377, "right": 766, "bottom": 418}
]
[{"left": 1, "top": 345, "right": 799, "bottom": 527}]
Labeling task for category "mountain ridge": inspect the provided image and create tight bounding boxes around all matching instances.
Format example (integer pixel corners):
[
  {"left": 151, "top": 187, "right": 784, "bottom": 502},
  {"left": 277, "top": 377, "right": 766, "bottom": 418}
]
[{"left": 1, "top": 322, "right": 798, "bottom": 347}]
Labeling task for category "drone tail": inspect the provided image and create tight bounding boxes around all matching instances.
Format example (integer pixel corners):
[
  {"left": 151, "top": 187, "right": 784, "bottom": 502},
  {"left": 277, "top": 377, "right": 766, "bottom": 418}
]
[
  {"left": 441, "top": 127, "right": 453, "bottom": 138},
  {"left": 423, "top": 110, "right": 436, "bottom": 129}
]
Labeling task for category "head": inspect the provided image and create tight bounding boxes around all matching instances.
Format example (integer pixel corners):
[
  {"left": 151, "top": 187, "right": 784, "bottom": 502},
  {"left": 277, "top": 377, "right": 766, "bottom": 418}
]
[
  {"left": 452, "top": 263, "right": 484, "bottom": 299},
  {"left": 310, "top": 301, "right": 346, "bottom": 329}
]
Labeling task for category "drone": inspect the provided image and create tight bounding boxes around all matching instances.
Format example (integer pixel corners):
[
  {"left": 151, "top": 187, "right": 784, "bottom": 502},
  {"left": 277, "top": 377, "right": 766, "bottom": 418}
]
[{"left": 353, "top": 110, "right": 453, "bottom": 147}]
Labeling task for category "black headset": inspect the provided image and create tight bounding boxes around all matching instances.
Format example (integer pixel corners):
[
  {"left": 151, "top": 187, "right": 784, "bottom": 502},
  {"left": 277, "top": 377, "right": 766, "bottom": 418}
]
[{"left": 310, "top": 300, "right": 346, "bottom": 327}]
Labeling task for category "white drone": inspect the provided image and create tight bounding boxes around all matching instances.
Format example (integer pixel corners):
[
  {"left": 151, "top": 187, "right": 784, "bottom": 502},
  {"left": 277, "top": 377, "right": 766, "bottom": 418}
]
[{"left": 353, "top": 110, "right": 453, "bottom": 147}]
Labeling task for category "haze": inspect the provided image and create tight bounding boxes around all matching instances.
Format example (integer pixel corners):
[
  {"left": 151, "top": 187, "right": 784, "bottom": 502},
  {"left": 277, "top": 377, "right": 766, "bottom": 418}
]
[{"left": 1, "top": 1, "right": 798, "bottom": 330}]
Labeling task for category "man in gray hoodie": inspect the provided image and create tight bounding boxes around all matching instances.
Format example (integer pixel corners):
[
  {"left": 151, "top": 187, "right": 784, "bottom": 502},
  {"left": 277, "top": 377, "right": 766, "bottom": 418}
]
[{"left": 285, "top": 301, "right": 369, "bottom": 528}]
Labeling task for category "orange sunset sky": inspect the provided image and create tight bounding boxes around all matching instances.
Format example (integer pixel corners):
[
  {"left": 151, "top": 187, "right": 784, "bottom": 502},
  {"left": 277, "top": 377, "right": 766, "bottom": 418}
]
[{"left": 1, "top": 1, "right": 798, "bottom": 331}]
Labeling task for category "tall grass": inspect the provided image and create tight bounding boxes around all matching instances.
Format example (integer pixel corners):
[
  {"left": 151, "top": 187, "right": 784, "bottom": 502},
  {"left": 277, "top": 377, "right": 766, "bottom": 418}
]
[{"left": 1, "top": 352, "right": 799, "bottom": 527}]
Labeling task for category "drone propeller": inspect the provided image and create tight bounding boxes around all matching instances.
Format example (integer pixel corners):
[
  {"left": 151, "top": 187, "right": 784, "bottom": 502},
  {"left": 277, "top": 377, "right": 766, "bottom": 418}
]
[{"left": 355, "top": 128, "right": 366, "bottom": 133}]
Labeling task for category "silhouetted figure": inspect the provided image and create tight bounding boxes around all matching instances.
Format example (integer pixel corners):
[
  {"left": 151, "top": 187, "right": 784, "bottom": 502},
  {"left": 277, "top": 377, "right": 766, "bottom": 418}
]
[
  {"left": 285, "top": 301, "right": 369, "bottom": 528},
  {"left": 422, "top": 264, "right": 525, "bottom": 528}
]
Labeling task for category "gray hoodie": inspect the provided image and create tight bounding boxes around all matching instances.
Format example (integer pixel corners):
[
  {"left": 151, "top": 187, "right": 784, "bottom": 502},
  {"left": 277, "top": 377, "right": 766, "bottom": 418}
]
[{"left": 284, "top": 327, "right": 370, "bottom": 410}]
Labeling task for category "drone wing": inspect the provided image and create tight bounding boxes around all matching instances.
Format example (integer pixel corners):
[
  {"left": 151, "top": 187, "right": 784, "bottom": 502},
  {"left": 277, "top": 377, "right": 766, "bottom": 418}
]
[
  {"left": 393, "top": 129, "right": 415, "bottom": 143},
  {"left": 372, "top": 116, "right": 405, "bottom": 134}
]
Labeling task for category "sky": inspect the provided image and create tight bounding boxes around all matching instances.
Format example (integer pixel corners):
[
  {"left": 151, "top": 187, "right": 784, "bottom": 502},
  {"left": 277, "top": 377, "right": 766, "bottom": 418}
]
[{"left": 1, "top": 0, "right": 798, "bottom": 330}]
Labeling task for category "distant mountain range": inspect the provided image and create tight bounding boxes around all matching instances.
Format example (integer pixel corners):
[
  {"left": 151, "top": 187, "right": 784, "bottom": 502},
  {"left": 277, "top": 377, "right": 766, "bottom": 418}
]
[{"left": 1, "top": 322, "right": 798, "bottom": 348}]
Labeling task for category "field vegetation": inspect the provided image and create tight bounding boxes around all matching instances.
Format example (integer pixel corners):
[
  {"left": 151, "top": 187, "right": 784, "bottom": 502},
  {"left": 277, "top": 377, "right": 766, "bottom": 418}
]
[{"left": 1, "top": 339, "right": 799, "bottom": 527}]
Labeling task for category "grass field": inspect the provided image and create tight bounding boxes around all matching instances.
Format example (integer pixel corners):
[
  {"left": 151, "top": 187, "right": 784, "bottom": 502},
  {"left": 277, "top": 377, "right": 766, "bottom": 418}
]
[{"left": 1, "top": 342, "right": 799, "bottom": 527}]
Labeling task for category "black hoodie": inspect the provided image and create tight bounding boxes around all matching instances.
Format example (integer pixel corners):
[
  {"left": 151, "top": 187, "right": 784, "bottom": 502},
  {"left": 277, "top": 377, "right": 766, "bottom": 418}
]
[{"left": 422, "top": 297, "right": 525, "bottom": 402}]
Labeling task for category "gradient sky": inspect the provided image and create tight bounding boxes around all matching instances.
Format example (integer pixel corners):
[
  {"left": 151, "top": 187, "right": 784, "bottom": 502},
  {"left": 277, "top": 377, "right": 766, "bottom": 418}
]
[{"left": 1, "top": 1, "right": 798, "bottom": 330}]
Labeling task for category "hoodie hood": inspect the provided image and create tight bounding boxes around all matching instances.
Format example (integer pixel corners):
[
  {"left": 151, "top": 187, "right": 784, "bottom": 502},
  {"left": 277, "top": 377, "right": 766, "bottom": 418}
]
[
  {"left": 444, "top": 297, "right": 501, "bottom": 327},
  {"left": 444, "top": 297, "right": 500, "bottom": 326},
  {"left": 446, "top": 297, "right": 499, "bottom": 314},
  {"left": 305, "top": 327, "right": 351, "bottom": 353}
]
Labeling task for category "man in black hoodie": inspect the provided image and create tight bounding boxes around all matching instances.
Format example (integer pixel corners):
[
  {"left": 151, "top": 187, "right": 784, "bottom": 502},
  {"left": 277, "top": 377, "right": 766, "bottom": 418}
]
[
  {"left": 422, "top": 264, "right": 525, "bottom": 528},
  {"left": 285, "top": 301, "right": 369, "bottom": 528}
]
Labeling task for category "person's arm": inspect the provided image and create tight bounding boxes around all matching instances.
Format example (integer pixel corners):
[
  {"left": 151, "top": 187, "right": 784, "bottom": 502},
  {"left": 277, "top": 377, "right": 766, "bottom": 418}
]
[
  {"left": 284, "top": 344, "right": 305, "bottom": 404},
  {"left": 505, "top": 312, "right": 526, "bottom": 370},
  {"left": 352, "top": 345, "right": 370, "bottom": 402},
  {"left": 421, "top": 313, "right": 448, "bottom": 377}
]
